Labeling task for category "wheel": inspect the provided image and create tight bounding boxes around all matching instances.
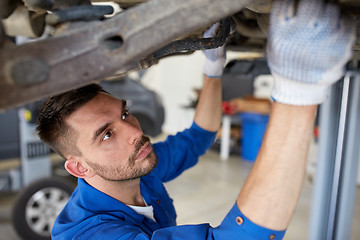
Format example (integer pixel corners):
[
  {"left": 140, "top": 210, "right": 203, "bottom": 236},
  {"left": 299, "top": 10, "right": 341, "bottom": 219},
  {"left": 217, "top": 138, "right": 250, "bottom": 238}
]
[
  {"left": 132, "top": 113, "right": 155, "bottom": 136},
  {"left": 12, "top": 177, "right": 75, "bottom": 240}
]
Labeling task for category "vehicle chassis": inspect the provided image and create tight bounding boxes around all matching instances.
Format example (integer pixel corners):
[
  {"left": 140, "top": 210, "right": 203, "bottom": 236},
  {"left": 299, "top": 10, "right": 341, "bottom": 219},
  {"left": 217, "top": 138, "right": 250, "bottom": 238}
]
[{"left": 0, "top": 0, "right": 253, "bottom": 110}]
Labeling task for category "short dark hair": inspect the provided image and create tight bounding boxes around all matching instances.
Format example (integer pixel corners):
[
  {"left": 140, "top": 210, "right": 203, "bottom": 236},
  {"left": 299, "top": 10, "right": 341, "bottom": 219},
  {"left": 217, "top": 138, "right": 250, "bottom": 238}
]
[{"left": 36, "top": 84, "right": 107, "bottom": 158}]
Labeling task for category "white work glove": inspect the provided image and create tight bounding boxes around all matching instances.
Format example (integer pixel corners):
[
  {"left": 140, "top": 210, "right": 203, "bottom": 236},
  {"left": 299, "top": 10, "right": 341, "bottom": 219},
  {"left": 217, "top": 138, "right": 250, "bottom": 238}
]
[
  {"left": 203, "top": 23, "right": 226, "bottom": 78},
  {"left": 266, "top": 0, "right": 355, "bottom": 105}
]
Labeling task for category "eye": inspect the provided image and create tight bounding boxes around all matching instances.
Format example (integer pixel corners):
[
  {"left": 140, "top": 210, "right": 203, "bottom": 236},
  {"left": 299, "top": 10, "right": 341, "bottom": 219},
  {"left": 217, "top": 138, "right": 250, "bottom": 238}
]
[
  {"left": 122, "top": 109, "right": 129, "bottom": 120},
  {"left": 102, "top": 130, "right": 113, "bottom": 141}
]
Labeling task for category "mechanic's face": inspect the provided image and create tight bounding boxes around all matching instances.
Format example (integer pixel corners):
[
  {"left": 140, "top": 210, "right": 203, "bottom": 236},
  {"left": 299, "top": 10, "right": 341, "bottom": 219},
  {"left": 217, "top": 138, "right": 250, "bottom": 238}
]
[{"left": 66, "top": 92, "right": 158, "bottom": 181}]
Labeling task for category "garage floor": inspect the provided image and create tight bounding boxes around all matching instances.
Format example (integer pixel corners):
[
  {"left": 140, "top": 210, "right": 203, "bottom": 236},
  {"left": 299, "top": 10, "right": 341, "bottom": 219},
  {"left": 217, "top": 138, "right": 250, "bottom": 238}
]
[
  {"left": 165, "top": 149, "right": 360, "bottom": 240},
  {"left": 0, "top": 148, "right": 359, "bottom": 240}
]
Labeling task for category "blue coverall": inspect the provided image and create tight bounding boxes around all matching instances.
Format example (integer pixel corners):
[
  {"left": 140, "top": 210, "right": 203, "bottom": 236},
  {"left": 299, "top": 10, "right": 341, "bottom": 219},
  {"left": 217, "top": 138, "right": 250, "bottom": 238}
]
[{"left": 52, "top": 123, "right": 285, "bottom": 239}]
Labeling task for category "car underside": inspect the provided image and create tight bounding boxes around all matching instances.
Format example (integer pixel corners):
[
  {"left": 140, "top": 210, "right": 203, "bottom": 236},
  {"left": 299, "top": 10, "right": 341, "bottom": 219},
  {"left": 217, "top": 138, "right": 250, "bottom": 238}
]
[{"left": 0, "top": 0, "right": 359, "bottom": 110}]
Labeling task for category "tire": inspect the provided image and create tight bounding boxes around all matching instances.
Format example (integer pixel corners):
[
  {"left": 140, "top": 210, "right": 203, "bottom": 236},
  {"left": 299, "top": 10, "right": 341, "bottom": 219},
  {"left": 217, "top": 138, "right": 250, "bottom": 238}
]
[
  {"left": 132, "top": 113, "right": 156, "bottom": 137},
  {"left": 12, "top": 177, "right": 75, "bottom": 240}
]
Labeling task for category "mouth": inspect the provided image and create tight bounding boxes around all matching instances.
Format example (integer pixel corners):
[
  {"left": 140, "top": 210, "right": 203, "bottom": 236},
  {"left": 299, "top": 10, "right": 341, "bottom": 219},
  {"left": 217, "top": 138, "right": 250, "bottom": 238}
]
[{"left": 135, "top": 142, "right": 151, "bottom": 161}]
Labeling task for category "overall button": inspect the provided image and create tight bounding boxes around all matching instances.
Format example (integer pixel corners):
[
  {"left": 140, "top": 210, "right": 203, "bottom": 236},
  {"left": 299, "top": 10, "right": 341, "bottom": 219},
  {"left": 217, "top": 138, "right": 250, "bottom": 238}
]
[{"left": 236, "top": 216, "right": 243, "bottom": 225}]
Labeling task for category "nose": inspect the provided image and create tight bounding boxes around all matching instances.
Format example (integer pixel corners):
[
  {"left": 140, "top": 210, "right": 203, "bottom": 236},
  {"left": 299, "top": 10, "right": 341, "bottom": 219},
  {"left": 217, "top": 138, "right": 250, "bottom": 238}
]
[{"left": 124, "top": 118, "right": 143, "bottom": 145}]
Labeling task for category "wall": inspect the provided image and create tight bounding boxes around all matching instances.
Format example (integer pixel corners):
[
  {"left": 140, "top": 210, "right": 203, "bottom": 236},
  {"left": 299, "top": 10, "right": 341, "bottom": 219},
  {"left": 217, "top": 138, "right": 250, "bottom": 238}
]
[
  {"left": 140, "top": 51, "right": 261, "bottom": 134},
  {"left": 141, "top": 52, "right": 205, "bottom": 134}
]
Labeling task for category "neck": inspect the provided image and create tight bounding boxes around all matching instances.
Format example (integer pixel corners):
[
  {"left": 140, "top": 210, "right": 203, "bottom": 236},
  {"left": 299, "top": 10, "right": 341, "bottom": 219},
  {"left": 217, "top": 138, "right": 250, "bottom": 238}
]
[{"left": 85, "top": 176, "right": 145, "bottom": 206}]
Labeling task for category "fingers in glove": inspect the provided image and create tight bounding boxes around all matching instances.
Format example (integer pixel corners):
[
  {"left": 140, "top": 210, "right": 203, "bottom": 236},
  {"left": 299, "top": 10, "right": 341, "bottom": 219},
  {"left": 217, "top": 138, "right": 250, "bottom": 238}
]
[
  {"left": 320, "top": 3, "right": 340, "bottom": 30},
  {"left": 297, "top": 0, "right": 324, "bottom": 19},
  {"left": 271, "top": 0, "right": 330, "bottom": 24},
  {"left": 271, "top": 0, "right": 298, "bottom": 21},
  {"left": 203, "top": 23, "right": 220, "bottom": 38},
  {"left": 202, "top": 22, "right": 228, "bottom": 77}
]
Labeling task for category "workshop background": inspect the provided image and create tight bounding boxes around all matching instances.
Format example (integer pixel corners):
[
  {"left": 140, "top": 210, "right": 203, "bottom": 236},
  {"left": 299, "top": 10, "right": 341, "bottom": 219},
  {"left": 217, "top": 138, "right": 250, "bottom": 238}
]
[{"left": 0, "top": 51, "right": 359, "bottom": 239}]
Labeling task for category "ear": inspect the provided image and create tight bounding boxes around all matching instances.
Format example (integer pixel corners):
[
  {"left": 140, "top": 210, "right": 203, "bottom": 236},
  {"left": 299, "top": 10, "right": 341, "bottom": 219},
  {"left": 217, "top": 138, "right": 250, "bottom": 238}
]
[{"left": 64, "top": 157, "right": 95, "bottom": 179}]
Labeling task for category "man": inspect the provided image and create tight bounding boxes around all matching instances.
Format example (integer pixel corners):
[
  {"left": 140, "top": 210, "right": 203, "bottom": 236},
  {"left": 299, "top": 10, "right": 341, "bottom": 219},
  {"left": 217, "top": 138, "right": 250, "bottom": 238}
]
[{"left": 37, "top": 0, "right": 355, "bottom": 239}]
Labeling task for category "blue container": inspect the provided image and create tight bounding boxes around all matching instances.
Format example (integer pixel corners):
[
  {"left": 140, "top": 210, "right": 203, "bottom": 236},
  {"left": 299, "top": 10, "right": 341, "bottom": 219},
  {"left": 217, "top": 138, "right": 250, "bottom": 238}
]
[{"left": 240, "top": 113, "right": 269, "bottom": 161}]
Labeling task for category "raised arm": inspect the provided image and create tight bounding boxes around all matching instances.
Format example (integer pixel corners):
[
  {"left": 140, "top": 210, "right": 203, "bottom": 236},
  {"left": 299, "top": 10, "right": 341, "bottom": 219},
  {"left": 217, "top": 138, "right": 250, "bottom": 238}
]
[
  {"left": 194, "top": 75, "right": 222, "bottom": 132},
  {"left": 237, "top": 102, "right": 317, "bottom": 229},
  {"left": 236, "top": 0, "right": 355, "bottom": 231},
  {"left": 194, "top": 23, "right": 226, "bottom": 132}
]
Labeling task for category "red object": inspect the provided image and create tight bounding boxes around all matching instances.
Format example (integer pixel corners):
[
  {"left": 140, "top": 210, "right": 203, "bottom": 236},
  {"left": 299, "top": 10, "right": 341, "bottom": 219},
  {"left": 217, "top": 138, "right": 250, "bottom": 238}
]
[
  {"left": 314, "top": 126, "right": 319, "bottom": 139},
  {"left": 222, "top": 101, "right": 235, "bottom": 115}
]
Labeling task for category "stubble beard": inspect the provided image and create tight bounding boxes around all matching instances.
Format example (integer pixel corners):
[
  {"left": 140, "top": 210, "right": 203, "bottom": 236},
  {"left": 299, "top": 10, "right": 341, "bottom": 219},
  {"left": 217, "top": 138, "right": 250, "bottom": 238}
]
[{"left": 86, "top": 135, "right": 158, "bottom": 182}]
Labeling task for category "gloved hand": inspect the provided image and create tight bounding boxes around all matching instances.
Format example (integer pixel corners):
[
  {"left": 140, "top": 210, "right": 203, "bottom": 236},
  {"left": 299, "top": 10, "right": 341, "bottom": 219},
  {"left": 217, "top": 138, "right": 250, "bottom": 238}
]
[
  {"left": 266, "top": 0, "right": 355, "bottom": 105},
  {"left": 203, "top": 23, "right": 226, "bottom": 78}
]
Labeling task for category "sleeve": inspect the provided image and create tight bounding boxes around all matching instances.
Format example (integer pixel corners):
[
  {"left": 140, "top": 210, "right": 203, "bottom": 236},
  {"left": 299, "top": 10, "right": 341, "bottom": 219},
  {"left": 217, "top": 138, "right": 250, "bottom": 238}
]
[
  {"left": 73, "top": 204, "right": 286, "bottom": 240},
  {"left": 151, "top": 203, "right": 286, "bottom": 240},
  {"left": 152, "top": 122, "right": 217, "bottom": 182}
]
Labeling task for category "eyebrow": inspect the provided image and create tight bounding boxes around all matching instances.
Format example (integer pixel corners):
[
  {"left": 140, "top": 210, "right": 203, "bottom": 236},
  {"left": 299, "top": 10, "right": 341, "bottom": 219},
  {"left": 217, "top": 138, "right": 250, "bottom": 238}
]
[
  {"left": 92, "top": 122, "right": 111, "bottom": 143},
  {"left": 91, "top": 99, "right": 127, "bottom": 143}
]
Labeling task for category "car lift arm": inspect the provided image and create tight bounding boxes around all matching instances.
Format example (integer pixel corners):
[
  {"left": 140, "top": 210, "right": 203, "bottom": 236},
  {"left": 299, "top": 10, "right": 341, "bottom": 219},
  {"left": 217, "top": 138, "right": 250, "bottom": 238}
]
[{"left": 309, "top": 69, "right": 360, "bottom": 240}]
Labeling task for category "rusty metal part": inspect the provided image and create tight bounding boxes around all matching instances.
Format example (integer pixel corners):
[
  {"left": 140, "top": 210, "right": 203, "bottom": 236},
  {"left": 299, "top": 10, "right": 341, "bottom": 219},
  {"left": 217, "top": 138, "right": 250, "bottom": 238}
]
[
  {"left": 5, "top": 57, "right": 49, "bottom": 87},
  {"left": 23, "top": 0, "right": 54, "bottom": 11},
  {"left": 46, "top": 5, "right": 114, "bottom": 25},
  {"left": 0, "top": 0, "right": 22, "bottom": 19},
  {"left": 153, "top": 18, "right": 231, "bottom": 59},
  {"left": 246, "top": 0, "right": 271, "bottom": 14},
  {"left": 109, "top": 0, "right": 147, "bottom": 9},
  {"left": 232, "top": 12, "right": 266, "bottom": 39},
  {"left": 0, "top": 0, "right": 255, "bottom": 110},
  {"left": 2, "top": 6, "right": 46, "bottom": 38},
  {"left": 256, "top": 13, "right": 270, "bottom": 37},
  {"left": 24, "top": 0, "right": 91, "bottom": 11}
]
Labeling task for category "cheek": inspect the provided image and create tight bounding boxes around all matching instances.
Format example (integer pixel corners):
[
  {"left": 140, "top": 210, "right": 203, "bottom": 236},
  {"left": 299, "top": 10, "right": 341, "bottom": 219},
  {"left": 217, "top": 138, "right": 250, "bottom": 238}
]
[{"left": 95, "top": 139, "right": 132, "bottom": 163}]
